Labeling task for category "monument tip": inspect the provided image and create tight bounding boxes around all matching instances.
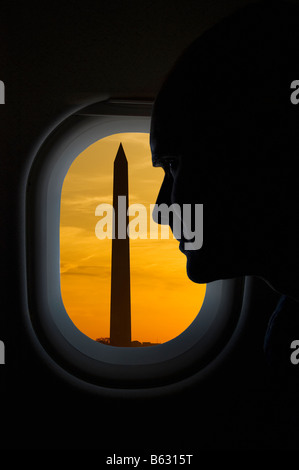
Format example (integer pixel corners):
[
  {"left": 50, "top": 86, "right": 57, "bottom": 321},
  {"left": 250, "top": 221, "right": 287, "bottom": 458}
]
[{"left": 114, "top": 142, "right": 127, "bottom": 163}]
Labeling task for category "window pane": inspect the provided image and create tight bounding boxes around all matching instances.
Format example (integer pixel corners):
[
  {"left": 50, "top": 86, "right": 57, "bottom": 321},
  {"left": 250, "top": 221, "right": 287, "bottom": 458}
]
[{"left": 60, "top": 133, "right": 206, "bottom": 345}]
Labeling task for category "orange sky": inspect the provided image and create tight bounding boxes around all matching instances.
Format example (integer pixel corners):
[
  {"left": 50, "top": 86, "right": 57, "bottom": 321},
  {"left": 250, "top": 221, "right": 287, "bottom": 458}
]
[{"left": 60, "top": 133, "right": 206, "bottom": 344}]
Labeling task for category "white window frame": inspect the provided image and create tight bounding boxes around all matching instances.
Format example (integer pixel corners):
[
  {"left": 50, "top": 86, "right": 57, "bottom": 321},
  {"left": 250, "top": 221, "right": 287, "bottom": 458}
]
[{"left": 24, "top": 99, "right": 251, "bottom": 396}]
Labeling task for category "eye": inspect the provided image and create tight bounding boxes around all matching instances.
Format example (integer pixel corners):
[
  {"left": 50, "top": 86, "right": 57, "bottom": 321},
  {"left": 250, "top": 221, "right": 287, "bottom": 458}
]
[{"left": 162, "top": 158, "right": 178, "bottom": 177}]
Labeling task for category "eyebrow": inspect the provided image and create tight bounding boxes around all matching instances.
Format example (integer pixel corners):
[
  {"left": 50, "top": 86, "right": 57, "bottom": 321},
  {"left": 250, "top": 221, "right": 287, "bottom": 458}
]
[{"left": 152, "top": 154, "right": 177, "bottom": 167}]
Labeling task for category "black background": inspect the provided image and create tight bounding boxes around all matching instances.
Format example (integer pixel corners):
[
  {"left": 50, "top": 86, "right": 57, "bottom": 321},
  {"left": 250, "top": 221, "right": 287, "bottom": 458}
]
[{"left": 1, "top": 0, "right": 299, "bottom": 451}]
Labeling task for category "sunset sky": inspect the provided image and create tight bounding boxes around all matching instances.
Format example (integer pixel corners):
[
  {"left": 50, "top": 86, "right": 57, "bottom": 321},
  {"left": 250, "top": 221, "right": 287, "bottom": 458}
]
[{"left": 60, "top": 133, "right": 206, "bottom": 344}]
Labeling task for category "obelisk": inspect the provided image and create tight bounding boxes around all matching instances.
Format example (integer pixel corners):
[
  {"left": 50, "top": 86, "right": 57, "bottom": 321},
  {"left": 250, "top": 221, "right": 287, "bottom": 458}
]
[{"left": 110, "top": 143, "right": 131, "bottom": 346}]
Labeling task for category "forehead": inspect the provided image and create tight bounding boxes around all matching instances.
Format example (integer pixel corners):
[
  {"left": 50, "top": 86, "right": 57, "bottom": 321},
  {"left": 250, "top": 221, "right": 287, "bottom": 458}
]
[{"left": 150, "top": 109, "right": 239, "bottom": 164}]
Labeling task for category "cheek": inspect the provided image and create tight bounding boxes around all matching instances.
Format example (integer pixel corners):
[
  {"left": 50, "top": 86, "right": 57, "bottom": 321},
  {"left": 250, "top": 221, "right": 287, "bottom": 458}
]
[
  {"left": 171, "top": 169, "right": 197, "bottom": 205},
  {"left": 171, "top": 161, "right": 223, "bottom": 206}
]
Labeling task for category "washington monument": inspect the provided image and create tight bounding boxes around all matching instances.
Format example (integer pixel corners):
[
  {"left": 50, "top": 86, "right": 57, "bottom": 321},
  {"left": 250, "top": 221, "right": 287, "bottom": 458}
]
[{"left": 109, "top": 144, "right": 132, "bottom": 346}]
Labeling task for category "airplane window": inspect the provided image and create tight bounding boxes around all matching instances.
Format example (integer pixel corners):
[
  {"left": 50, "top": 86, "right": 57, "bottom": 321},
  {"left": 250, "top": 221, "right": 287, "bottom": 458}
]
[
  {"left": 60, "top": 133, "right": 206, "bottom": 346},
  {"left": 25, "top": 99, "right": 249, "bottom": 394}
]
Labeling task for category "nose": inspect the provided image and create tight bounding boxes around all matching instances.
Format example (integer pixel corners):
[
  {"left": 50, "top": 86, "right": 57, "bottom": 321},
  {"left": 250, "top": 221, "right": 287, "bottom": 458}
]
[{"left": 152, "top": 174, "right": 173, "bottom": 225}]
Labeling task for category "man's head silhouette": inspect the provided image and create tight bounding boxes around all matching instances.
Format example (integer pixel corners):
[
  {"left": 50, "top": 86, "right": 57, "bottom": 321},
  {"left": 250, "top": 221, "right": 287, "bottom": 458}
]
[{"left": 150, "top": 1, "right": 299, "bottom": 302}]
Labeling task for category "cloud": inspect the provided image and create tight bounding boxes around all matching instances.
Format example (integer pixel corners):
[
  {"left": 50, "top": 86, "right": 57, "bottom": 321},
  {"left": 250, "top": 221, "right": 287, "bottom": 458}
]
[
  {"left": 62, "top": 194, "right": 113, "bottom": 212},
  {"left": 107, "top": 133, "right": 150, "bottom": 147},
  {"left": 61, "top": 264, "right": 111, "bottom": 278},
  {"left": 63, "top": 172, "right": 113, "bottom": 188}
]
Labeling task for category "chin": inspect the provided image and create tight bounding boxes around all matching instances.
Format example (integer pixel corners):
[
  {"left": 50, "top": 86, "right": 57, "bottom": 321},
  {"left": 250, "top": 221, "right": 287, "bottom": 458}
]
[
  {"left": 185, "top": 254, "right": 217, "bottom": 284},
  {"left": 185, "top": 250, "right": 236, "bottom": 284}
]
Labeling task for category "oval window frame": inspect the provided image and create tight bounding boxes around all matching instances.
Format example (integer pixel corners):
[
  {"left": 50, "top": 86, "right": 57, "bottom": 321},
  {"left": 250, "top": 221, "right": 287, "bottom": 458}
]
[{"left": 25, "top": 99, "right": 251, "bottom": 395}]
